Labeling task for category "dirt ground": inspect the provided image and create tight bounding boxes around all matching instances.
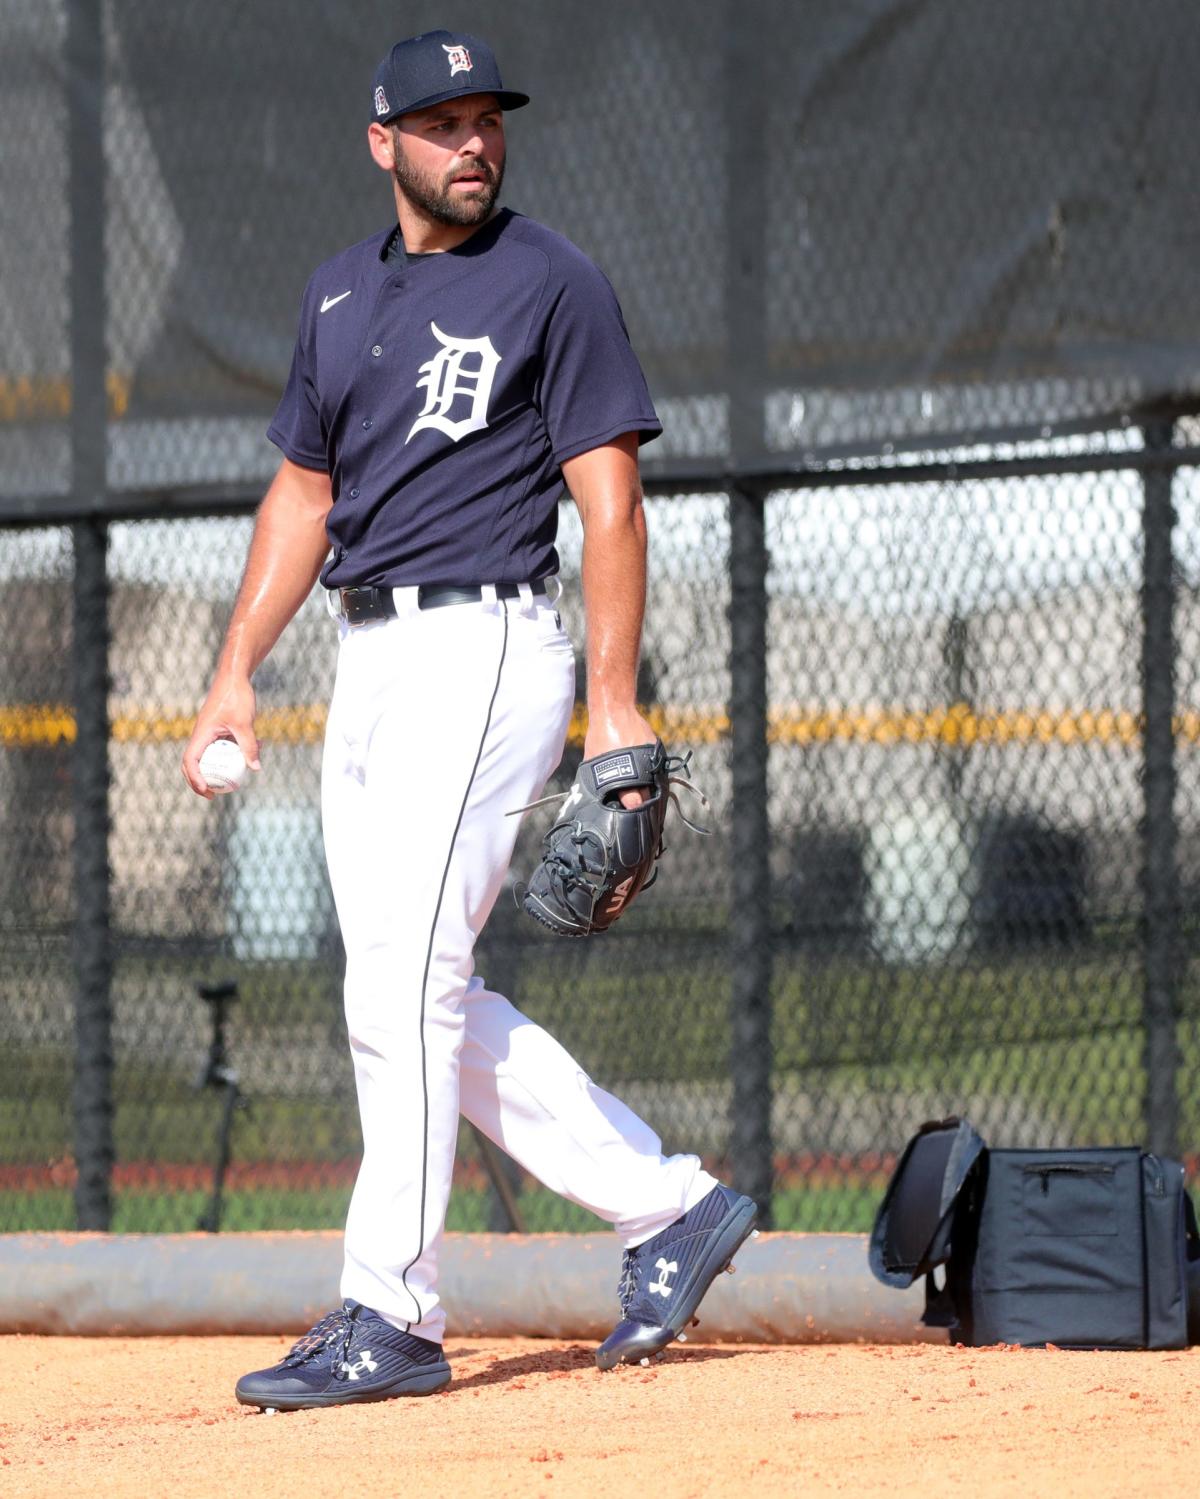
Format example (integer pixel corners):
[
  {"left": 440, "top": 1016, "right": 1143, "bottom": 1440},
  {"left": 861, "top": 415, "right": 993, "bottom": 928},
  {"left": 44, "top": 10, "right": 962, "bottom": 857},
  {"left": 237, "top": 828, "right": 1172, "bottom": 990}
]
[{"left": 2, "top": 1336, "right": 1197, "bottom": 1497}]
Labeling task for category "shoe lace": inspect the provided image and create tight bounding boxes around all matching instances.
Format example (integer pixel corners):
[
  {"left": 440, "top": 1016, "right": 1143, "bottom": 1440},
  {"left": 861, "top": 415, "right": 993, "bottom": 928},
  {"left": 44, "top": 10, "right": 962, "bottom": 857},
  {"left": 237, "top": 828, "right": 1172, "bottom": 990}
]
[
  {"left": 279, "top": 1305, "right": 358, "bottom": 1373},
  {"left": 617, "top": 1248, "right": 639, "bottom": 1317}
]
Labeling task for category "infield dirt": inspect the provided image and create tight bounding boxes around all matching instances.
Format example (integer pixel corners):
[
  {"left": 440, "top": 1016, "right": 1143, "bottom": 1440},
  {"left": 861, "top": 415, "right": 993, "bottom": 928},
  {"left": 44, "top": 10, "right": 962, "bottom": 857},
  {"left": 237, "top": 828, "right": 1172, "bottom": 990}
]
[{"left": 1, "top": 1336, "right": 1196, "bottom": 1496}]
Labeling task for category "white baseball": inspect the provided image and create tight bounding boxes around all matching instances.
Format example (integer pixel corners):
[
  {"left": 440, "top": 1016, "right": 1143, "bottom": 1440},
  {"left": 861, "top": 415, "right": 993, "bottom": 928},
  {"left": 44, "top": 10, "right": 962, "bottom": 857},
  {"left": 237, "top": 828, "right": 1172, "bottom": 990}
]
[{"left": 198, "top": 738, "right": 248, "bottom": 794}]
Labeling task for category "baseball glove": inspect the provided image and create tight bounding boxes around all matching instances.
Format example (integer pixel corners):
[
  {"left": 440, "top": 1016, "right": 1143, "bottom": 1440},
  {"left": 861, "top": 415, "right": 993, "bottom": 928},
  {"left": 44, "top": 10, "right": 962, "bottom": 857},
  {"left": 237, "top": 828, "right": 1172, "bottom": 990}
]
[{"left": 511, "top": 740, "right": 709, "bottom": 937}]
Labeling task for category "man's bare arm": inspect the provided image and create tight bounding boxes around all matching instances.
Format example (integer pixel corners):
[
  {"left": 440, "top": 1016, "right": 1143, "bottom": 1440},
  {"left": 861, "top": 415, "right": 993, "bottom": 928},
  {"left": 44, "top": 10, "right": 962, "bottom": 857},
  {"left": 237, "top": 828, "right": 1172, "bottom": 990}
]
[
  {"left": 182, "top": 458, "right": 333, "bottom": 798},
  {"left": 562, "top": 434, "right": 655, "bottom": 801}
]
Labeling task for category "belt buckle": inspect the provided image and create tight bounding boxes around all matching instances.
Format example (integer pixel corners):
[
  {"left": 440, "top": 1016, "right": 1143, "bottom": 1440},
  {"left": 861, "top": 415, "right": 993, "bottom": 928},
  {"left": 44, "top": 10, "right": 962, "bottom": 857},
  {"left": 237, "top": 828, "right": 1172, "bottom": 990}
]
[{"left": 339, "top": 587, "right": 374, "bottom": 628}]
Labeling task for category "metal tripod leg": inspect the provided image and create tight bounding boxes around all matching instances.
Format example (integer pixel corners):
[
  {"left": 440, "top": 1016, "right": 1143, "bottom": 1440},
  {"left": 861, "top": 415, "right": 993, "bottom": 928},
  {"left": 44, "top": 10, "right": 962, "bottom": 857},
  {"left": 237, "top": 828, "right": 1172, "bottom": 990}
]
[{"left": 468, "top": 1122, "right": 526, "bottom": 1233}]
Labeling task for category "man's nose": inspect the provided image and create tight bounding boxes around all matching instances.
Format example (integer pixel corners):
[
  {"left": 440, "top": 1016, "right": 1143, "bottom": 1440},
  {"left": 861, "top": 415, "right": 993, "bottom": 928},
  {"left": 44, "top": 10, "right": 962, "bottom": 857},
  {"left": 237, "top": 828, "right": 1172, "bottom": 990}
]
[{"left": 460, "top": 131, "right": 486, "bottom": 157}]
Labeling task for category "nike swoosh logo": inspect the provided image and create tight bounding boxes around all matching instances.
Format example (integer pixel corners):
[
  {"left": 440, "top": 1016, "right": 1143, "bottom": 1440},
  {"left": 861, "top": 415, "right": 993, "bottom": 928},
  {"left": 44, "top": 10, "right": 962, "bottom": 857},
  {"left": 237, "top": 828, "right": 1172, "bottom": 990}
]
[{"left": 320, "top": 290, "right": 352, "bottom": 313}]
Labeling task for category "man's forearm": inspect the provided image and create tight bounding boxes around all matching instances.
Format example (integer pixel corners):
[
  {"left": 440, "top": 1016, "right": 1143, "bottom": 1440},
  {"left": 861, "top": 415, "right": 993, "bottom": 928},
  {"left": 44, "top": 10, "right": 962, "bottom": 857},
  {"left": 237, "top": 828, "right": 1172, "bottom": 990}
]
[
  {"left": 579, "top": 498, "right": 647, "bottom": 724},
  {"left": 562, "top": 435, "right": 656, "bottom": 765},
  {"left": 183, "top": 458, "right": 332, "bottom": 795},
  {"left": 216, "top": 459, "right": 333, "bottom": 682}
]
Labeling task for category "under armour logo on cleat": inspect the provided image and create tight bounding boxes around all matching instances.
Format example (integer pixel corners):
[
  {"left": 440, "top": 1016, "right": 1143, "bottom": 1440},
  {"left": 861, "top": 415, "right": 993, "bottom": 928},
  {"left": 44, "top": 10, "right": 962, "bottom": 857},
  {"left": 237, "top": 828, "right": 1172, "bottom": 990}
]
[
  {"left": 648, "top": 1258, "right": 678, "bottom": 1297},
  {"left": 341, "top": 1351, "right": 379, "bottom": 1380}
]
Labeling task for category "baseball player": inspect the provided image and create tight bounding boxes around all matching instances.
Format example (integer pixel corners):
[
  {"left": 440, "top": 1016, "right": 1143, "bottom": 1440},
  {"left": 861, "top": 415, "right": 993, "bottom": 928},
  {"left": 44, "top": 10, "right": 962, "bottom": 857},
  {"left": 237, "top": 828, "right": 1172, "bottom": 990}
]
[{"left": 183, "top": 30, "right": 757, "bottom": 1411}]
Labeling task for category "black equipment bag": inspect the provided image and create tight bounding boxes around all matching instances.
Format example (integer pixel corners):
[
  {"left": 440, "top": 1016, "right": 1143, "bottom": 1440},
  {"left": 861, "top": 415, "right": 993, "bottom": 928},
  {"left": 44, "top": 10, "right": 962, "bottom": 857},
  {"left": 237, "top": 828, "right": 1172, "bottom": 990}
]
[{"left": 869, "top": 1117, "right": 1200, "bottom": 1350}]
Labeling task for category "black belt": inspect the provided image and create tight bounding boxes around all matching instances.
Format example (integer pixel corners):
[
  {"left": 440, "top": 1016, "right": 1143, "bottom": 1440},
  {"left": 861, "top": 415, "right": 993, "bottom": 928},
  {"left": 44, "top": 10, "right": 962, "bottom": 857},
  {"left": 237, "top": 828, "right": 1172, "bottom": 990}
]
[{"left": 333, "top": 580, "right": 547, "bottom": 626}]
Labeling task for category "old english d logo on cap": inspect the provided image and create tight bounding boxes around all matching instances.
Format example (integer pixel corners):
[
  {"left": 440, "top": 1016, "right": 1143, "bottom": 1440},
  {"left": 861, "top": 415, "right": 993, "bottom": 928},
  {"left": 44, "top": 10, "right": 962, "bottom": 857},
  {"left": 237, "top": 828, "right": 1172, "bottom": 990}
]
[
  {"left": 442, "top": 43, "right": 472, "bottom": 77},
  {"left": 370, "top": 30, "right": 530, "bottom": 123}
]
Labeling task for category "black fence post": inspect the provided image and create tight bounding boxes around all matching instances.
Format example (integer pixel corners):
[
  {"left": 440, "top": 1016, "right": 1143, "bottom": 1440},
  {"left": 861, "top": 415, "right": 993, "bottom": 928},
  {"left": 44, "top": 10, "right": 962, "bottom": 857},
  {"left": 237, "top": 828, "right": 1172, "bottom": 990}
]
[
  {"left": 728, "top": 483, "right": 774, "bottom": 1218},
  {"left": 1140, "top": 420, "right": 1180, "bottom": 1160},
  {"left": 71, "top": 527, "right": 114, "bottom": 1231},
  {"left": 68, "top": 0, "right": 113, "bottom": 1229},
  {"left": 724, "top": 0, "right": 773, "bottom": 1219}
]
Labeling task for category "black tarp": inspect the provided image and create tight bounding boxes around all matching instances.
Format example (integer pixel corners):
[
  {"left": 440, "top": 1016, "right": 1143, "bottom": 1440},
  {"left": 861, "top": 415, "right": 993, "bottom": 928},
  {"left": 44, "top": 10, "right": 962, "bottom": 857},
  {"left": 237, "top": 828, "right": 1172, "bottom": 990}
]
[{"left": 6, "top": 0, "right": 1200, "bottom": 494}]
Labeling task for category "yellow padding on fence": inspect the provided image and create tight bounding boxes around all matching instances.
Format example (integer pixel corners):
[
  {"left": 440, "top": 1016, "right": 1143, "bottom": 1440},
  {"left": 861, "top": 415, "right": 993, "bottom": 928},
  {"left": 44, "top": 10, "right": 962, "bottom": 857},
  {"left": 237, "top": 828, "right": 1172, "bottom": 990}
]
[
  {"left": 0, "top": 374, "right": 132, "bottom": 422},
  {"left": 3, "top": 703, "right": 1199, "bottom": 750}
]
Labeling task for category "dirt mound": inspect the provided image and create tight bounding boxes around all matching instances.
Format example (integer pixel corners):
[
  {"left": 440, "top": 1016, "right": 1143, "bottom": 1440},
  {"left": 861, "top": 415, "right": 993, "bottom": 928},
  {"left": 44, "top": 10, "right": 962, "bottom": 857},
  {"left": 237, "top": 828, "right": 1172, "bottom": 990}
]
[{"left": 3, "top": 1336, "right": 1196, "bottom": 1497}]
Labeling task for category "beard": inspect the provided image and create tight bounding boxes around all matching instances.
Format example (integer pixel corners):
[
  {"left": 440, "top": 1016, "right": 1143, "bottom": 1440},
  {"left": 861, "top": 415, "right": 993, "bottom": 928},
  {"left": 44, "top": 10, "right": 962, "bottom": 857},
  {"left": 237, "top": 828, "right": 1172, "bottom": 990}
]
[{"left": 392, "top": 148, "right": 505, "bottom": 227}]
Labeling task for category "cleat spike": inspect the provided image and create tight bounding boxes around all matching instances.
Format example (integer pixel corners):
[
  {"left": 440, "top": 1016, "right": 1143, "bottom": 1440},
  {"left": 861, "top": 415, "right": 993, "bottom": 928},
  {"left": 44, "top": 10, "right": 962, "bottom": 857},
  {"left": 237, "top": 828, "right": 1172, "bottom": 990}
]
[
  {"left": 750, "top": 1228, "right": 760, "bottom": 1239},
  {"left": 725, "top": 1262, "right": 736, "bottom": 1273},
  {"left": 677, "top": 1333, "right": 687, "bottom": 1343},
  {"left": 262, "top": 1408, "right": 278, "bottom": 1416},
  {"left": 639, "top": 1357, "right": 650, "bottom": 1367},
  {"left": 691, "top": 1317, "right": 700, "bottom": 1327}
]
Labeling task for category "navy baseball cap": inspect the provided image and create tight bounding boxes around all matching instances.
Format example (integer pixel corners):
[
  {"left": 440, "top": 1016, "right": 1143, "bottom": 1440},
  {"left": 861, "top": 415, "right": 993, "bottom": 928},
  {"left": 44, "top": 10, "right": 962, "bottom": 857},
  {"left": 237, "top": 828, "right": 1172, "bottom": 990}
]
[{"left": 371, "top": 31, "right": 529, "bottom": 123}]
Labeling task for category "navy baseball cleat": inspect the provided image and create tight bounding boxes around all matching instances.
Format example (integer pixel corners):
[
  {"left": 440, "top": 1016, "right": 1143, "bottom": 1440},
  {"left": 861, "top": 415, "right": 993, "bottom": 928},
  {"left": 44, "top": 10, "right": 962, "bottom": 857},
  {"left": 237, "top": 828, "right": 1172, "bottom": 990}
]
[
  {"left": 595, "top": 1184, "right": 759, "bottom": 1370},
  {"left": 236, "top": 1300, "right": 451, "bottom": 1412}
]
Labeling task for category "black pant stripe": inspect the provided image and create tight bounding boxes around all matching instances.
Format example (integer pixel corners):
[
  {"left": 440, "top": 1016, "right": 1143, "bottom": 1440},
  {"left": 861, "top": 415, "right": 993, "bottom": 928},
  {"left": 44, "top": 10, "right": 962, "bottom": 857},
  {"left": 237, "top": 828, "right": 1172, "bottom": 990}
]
[{"left": 397, "top": 602, "right": 510, "bottom": 1324}]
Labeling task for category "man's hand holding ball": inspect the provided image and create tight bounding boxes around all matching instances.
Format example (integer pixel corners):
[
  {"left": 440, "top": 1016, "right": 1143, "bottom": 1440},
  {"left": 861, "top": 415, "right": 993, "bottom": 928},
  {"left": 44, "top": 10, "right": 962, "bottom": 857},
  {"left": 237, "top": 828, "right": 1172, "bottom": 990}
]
[{"left": 197, "top": 737, "right": 249, "bottom": 795}]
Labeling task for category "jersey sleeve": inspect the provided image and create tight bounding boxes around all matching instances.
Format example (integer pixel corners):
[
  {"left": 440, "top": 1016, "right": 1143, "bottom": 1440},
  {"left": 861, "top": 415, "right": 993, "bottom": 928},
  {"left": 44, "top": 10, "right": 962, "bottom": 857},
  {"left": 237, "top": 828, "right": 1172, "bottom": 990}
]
[
  {"left": 535, "top": 260, "right": 662, "bottom": 464},
  {"left": 266, "top": 281, "right": 328, "bottom": 471}
]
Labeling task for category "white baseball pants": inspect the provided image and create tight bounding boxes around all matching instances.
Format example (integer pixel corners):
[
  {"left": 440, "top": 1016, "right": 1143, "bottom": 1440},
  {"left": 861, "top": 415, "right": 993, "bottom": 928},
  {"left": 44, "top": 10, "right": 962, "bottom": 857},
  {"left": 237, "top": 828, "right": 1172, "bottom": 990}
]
[{"left": 320, "top": 585, "right": 716, "bottom": 1341}]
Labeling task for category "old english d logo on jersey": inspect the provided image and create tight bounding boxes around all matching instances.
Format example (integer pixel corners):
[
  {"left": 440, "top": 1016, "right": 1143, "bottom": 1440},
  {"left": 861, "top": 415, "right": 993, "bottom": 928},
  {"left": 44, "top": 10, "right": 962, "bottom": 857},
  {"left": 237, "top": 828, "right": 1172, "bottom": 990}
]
[
  {"left": 406, "top": 322, "right": 501, "bottom": 445},
  {"left": 443, "top": 43, "right": 472, "bottom": 77}
]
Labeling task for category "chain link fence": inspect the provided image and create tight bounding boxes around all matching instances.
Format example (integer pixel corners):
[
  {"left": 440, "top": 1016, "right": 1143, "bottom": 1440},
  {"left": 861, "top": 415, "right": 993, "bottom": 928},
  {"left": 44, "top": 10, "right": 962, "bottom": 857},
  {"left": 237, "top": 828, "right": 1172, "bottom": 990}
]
[
  {"left": 2, "top": 0, "right": 1199, "bottom": 1233},
  {"left": 3, "top": 456, "right": 1197, "bottom": 1232}
]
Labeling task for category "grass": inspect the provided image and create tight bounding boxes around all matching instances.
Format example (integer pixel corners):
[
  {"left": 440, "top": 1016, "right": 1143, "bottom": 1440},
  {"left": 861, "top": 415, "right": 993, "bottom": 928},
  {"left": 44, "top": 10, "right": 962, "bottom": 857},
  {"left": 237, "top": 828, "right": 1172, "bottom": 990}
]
[
  {"left": 0, "top": 1181, "right": 883, "bottom": 1235},
  {"left": 0, "top": 1083, "right": 361, "bottom": 1169},
  {"left": 4, "top": 935, "right": 1196, "bottom": 1232}
]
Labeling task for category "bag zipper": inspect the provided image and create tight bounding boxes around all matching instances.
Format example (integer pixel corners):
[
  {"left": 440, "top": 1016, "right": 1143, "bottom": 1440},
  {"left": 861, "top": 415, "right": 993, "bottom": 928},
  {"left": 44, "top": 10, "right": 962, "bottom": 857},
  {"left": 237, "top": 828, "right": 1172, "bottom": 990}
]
[{"left": 1022, "top": 1162, "right": 1115, "bottom": 1195}]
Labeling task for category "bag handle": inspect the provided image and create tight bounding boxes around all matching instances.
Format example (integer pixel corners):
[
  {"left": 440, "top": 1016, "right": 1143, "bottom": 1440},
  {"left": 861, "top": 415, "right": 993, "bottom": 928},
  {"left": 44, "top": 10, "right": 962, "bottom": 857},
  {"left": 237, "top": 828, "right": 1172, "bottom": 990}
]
[{"left": 923, "top": 1268, "right": 957, "bottom": 1328}]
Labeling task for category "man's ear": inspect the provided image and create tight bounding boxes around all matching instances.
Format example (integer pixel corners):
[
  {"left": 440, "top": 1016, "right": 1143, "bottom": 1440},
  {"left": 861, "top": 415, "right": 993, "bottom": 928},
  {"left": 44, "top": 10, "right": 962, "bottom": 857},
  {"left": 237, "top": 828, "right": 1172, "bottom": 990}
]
[{"left": 367, "top": 121, "right": 395, "bottom": 171}]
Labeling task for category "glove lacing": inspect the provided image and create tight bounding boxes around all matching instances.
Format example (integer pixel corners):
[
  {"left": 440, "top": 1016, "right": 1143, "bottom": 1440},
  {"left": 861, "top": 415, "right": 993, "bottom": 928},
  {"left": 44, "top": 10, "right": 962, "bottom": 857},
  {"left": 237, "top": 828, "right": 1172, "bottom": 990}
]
[
  {"left": 661, "top": 750, "right": 712, "bottom": 836},
  {"left": 507, "top": 749, "right": 712, "bottom": 836},
  {"left": 540, "top": 827, "right": 611, "bottom": 925}
]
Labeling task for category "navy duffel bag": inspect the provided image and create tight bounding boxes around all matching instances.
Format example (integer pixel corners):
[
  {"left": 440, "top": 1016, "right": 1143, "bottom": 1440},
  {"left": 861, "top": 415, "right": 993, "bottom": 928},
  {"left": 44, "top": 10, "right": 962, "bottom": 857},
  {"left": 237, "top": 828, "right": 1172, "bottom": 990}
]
[{"left": 870, "top": 1117, "right": 1200, "bottom": 1350}]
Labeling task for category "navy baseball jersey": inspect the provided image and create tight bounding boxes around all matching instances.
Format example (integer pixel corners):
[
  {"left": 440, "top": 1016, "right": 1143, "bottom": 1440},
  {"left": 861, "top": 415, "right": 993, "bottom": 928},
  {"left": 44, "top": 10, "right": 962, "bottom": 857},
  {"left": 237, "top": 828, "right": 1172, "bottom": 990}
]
[{"left": 268, "top": 209, "right": 662, "bottom": 588}]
